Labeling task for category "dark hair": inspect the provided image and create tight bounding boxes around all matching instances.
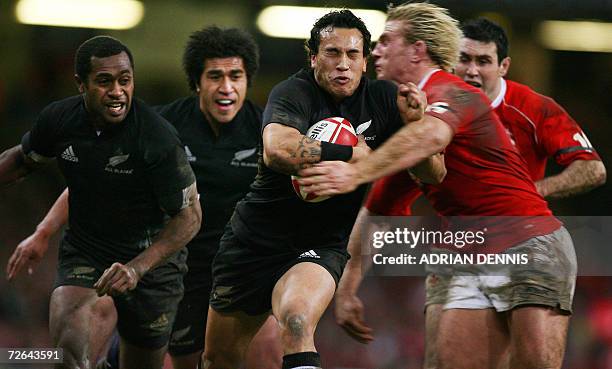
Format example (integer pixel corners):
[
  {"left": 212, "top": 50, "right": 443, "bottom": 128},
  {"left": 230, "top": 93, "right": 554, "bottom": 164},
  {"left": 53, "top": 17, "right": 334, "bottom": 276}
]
[
  {"left": 74, "top": 36, "right": 134, "bottom": 82},
  {"left": 461, "top": 18, "right": 509, "bottom": 63},
  {"left": 306, "top": 9, "right": 372, "bottom": 57},
  {"left": 183, "top": 26, "right": 259, "bottom": 91}
]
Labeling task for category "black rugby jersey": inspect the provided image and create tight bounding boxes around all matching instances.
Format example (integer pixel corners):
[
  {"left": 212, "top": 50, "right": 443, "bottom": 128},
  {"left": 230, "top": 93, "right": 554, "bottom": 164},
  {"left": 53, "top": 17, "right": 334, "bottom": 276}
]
[
  {"left": 232, "top": 69, "right": 403, "bottom": 251},
  {"left": 21, "top": 96, "right": 196, "bottom": 265},
  {"left": 155, "top": 96, "right": 261, "bottom": 263}
]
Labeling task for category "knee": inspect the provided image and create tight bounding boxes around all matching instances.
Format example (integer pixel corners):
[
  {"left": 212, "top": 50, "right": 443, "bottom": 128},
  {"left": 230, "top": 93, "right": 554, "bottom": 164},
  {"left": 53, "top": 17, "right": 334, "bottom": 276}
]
[
  {"left": 282, "top": 313, "right": 313, "bottom": 340},
  {"left": 91, "top": 296, "right": 116, "bottom": 323}
]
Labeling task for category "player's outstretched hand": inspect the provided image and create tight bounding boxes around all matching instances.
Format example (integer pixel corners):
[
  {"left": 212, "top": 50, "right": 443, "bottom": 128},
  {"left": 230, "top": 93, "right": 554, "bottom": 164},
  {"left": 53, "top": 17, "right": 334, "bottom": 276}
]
[
  {"left": 335, "top": 293, "right": 374, "bottom": 344},
  {"left": 94, "top": 262, "right": 139, "bottom": 296},
  {"left": 298, "top": 161, "right": 360, "bottom": 196},
  {"left": 397, "top": 82, "right": 427, "bottom": 123},
  {"left": 6, "top": 231, "right": 50, "bottom": 281}
]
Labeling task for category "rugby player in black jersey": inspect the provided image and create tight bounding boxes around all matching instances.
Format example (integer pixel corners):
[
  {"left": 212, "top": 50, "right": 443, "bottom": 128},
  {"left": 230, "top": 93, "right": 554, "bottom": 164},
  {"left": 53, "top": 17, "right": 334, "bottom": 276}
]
[
  {"left": 0, "top": 36, "right": 201, "bottom": 369},
  {"left": 5, "top": 29, "right": 282, "bottom": 369},
  {"left": 202, "top": 10, "right": 444, "bottom": 369}
]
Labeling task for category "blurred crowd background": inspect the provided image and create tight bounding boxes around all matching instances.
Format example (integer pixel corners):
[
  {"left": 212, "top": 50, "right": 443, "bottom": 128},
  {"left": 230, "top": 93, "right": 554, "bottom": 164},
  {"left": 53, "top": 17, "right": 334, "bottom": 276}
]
[{"left": 0, "top": 0, "right": 611, "bottom": 368}]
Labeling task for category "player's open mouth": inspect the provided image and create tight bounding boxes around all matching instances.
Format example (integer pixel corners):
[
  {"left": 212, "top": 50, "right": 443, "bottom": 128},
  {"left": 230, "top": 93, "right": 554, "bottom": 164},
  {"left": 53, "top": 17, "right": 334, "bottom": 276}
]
[
  {"left": 466, "top": 81, "right": 482, "bottom": 88},
  {"left": 215, "top": 99, "right": 235, "bottom": 111},
  {"left": 106, "top": 102, "right": 126, "bottom": 116},
  {"left": 334, "top": 76, "right": 350, "bottom": 85}
]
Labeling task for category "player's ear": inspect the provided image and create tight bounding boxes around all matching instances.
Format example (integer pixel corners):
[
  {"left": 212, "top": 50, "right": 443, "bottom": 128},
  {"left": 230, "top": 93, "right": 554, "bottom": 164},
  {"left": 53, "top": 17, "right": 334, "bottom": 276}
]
[
  {"left": 75, "top": 74, "right": 85, "bottom": 94},
  {"left": 499, "top": 56, "right": 511, "bottom": 77},
  {"left": 310, "top": 54, "right": 317, "bottom": 69},
  {"left": 413, "top": 40, "right": 427, "bottom": 60}
]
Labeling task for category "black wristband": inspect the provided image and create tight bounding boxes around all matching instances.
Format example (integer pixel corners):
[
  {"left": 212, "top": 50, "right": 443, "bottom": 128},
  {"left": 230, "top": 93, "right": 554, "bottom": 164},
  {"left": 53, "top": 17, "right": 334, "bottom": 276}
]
[{"left": 320, "top": 141, "right": 353, "bottom": 162}]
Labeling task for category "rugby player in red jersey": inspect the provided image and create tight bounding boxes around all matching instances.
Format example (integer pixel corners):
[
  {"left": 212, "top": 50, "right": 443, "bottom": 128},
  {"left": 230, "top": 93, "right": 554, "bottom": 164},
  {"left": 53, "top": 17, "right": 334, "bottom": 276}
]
[
  {"left": 363, "top": 18, "right": 607, "bottom": 218},
  {"left": 457, "top": 17, "right": 605, "bottom": 197},
  {"left": 299, "top": 3, "right": 579, "bottom": 369}
]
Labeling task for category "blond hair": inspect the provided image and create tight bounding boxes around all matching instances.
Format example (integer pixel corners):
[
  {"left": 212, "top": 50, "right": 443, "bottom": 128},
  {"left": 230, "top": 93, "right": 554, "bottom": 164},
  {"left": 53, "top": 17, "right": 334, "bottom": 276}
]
[{"left": 387, "top": 2, "right": 462, "bottom": 71}]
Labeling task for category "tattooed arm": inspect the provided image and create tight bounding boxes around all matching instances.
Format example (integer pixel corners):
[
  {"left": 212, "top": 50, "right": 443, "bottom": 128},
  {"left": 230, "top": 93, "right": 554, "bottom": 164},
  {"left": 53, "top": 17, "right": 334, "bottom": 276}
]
[
  {"left": 263, "top": 123, "right": 322, "bottom": 175},
  {"left": 263, "top": 123, "right": 371, "bottom": 175}
]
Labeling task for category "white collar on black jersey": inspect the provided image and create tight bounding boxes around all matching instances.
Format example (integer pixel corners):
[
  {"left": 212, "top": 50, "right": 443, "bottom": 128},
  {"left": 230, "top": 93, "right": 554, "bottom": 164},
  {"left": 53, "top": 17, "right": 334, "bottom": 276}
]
[
  {"left": 490, "top": 77, "right": 507, "bottom": 109},
  {"left": 418, "top": 68, "right": 441, "bottom": 89}
]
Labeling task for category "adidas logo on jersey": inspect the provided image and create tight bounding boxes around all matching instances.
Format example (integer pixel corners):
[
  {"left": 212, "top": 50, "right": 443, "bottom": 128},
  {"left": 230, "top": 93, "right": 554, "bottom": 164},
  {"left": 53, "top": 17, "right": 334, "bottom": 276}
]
[
  {"left": 184, "top": 146, "right": 196, "bottom": 162},
  {"left": 299, "top": 250, "right": 321, "bottom": 259},
  {"left": 60, "top": 146, "right": 78, "bottom": 162}
]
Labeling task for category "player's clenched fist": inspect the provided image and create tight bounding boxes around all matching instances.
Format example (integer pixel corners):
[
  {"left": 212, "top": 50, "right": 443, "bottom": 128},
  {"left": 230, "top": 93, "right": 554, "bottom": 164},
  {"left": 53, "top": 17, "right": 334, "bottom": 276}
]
[
  {"left": 93, "top": 262, "right": 139, "bottom": 296},
  {"left": 397, "top": 82, "right": 427, "bottom": 124}
]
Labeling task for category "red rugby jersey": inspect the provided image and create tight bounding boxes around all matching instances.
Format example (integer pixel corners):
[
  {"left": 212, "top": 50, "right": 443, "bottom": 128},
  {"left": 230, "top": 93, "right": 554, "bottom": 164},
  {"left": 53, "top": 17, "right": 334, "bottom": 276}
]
[
  {"left": 365, "top": 170, "right": 420, "bottom": 215},
  {"left": 492, "top": 78, "right": 600, "bottom": 181},
  {"left": 366, "top": 77, "right": 602, "bottom": 217},
  {"left": 364, "top": 70, "right": 560, "bottom": 252}
]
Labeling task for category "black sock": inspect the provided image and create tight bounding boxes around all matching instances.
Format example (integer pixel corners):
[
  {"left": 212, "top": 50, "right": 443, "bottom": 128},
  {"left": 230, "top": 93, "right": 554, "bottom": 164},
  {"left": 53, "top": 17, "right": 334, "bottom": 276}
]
[{"left": 282, "top": 351, "right": 322, "bottom": 369}]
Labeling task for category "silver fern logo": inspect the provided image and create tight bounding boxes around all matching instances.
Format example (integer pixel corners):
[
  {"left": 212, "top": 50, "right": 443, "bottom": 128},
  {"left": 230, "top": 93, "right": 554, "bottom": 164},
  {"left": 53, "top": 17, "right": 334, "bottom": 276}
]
[
  {"left": 355, "top": 120, "right": 372, "bottom": 134},
  {"left": 233, "top": 148, "right": 257, "bottom": 161},
  {"left": 105, "top": 153, "right": 133, "bottom": 174},
  {"left": 231, "top": 148, "right": 258, "bottom": 167},
  {"left": 107, "top": 154, "right": 130, "bottom": 167}
]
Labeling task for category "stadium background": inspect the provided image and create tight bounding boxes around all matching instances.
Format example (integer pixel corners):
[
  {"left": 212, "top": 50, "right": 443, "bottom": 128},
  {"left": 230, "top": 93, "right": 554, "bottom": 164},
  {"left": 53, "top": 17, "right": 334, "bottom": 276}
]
[{"left": 0, "top": 0, "right": 610, "bottom": 368}]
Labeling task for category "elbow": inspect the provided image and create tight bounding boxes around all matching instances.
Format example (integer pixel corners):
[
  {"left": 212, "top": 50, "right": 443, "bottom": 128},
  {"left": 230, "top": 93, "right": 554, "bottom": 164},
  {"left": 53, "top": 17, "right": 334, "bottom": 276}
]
[
  {"left": 262, "top": 146, "right": 279, "bottom": 168},
  {"left": 429, "top": 132, "right": 450, "bottom": 154},
  {"left": 593, "top": 160, "right": 607, "bottom": 187},
  {"left": 263, "top": 146, "right": 297, "bottom": 175}
]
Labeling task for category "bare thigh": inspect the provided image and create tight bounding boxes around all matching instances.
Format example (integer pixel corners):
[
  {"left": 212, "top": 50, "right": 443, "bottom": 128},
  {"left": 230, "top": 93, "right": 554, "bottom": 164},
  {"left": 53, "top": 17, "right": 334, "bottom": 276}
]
[
  {"left": 424, "top": 304, "right": 442, "bottom": 369},
  {"left": 507, "top": 306, "right": 569, "bottom": 369},
  {"left": 437, "top": 308, "right": 509, "bottom": 369}
]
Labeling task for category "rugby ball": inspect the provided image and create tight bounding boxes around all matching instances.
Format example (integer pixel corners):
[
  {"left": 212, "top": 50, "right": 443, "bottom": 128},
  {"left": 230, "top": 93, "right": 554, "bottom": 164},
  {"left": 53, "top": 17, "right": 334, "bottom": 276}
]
[{"left": 292, "top": 117, "right": 358, "bottom": 202}]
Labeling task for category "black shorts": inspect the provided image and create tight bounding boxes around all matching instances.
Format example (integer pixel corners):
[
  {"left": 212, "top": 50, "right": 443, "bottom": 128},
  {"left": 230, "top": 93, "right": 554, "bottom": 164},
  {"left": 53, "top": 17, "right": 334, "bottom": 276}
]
[
  {"left": 168, "top": 252, "right": 212, "bottom": 356},
  {"left": 54, "top": 239, "right": 187, "bottom": 349},
  {"left": 209, "top": 225, "right": 350, "bottom": 316}
]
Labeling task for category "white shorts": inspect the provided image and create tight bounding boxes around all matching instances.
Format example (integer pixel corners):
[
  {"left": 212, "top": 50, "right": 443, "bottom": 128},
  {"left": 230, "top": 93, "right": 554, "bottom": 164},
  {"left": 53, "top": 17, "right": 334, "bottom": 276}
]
[{"left": 425, "top": 227, "right": 576, "bottom": 313}]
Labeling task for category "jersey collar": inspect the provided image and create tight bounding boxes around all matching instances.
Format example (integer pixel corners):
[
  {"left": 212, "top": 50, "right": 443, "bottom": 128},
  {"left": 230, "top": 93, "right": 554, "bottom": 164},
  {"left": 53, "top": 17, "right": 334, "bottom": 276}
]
[
  {"left": 418, "top": 68, "right": 441, "bottom": 89},
  {"left": 490, "top": 77, "right": 507, "bottom": 108}
]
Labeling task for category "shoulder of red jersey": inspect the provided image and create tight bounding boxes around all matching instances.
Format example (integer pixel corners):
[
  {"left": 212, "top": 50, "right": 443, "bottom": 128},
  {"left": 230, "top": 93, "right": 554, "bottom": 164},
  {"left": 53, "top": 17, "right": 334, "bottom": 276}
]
[
  {"left": 503, "top": 79, "right": 566, "bottom": 119},
  {"left": 425, "top": 70, "right": 489, "bottom": 102}
]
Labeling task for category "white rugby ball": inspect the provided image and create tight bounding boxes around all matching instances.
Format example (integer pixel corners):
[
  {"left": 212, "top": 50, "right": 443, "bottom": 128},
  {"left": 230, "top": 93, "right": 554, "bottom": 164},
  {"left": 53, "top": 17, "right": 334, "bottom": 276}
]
[{"left": 292, "top": 117, "right": 358, "bottom": 202}]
